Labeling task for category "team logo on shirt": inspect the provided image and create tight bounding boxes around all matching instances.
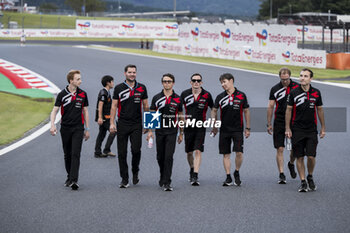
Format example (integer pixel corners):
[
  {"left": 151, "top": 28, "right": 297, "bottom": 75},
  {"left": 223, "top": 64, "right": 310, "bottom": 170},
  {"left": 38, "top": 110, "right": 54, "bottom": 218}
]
[
  {"left": 119, "top": 89, "right": 131, "bottom": 102},
  {"left": 62, "top": 93, "right": 72, "bottom": 107},
  {"left": 184, "top": 94, "right": 194, "bottom": 106},
  {"left": 219, "top": 95, "right": 230, "bottom": 108},
  {"left": 294, "top": 93, "right": 306, "bottom": 107},
  {"left": 274, "top": 87, "right": 286, "bottom": 101}
]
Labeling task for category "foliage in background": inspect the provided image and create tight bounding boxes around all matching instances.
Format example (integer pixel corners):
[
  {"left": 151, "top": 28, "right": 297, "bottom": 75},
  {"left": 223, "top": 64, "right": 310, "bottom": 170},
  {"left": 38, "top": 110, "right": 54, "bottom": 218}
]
[{"left": 258, "top": 0, "right": 350, "bottom": 20}]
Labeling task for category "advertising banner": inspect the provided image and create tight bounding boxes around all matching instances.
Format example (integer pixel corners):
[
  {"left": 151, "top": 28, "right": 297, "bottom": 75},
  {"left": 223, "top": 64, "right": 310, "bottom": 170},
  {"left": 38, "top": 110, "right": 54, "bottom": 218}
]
[
  {"left": 178, "top": 23, "right": 298, "bottom": 49},
  {"left": 153, "top": 40, "right": 326, "bottom": 68},
  {"left": 76, "top": 20, "right": 178, "bottom": 39}
]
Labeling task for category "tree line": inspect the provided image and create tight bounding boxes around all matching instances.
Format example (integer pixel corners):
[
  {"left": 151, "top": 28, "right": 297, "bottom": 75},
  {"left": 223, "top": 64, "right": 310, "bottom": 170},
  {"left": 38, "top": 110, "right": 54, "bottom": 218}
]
[{"left": 258, "top": 0, "right": 350, "bottom": 20}]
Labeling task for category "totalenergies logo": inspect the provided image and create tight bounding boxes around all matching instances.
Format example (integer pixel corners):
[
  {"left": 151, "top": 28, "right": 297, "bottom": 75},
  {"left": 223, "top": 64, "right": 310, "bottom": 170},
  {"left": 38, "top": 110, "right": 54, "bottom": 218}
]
[
  {"left": 256, "top": 29, "right": 268, "bottom": 46},
  {"left": 221, "top": 29, "right": 231, "bottom": 44},
  {"left": 245, "top": 49, "right": 252, "bottom": 59},
  {"left": 161, "top": 43, "right": 168, "bottom": 50},
  {"left": 213, "top": 46, "right": 220, "bottom": 53},
  {"left": 282, "top": 51, "right": 290, "bottom": 62},
  {"left": 122, "top": 23, "right": 135, "bottom": 31},
  {"left": 191, "top": 27, "right": 199, "bottom": 41},
  {"left": 2, "top": 30, "right": 10, "bottom": 35},
  {"left": 166, "top": 24, "right": 178, "bottom": 30},
  {"left": 41, "top": 30, "right": 48, "bottom": 35},
  {"left": 297, "top": 27, "right": 308, "bottom": 33},
  {"left": 78, "top": 22, "right": 90, "bottom": 30},
  {"left": 184, "top": 44, "right": 191, "bottom": 54}
]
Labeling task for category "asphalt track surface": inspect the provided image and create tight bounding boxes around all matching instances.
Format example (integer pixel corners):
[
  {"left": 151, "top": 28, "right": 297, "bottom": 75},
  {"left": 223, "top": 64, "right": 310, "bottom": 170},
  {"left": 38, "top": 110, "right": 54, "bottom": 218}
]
[{"left": 1, "top": 44, "right": 350, "bottom": 233}]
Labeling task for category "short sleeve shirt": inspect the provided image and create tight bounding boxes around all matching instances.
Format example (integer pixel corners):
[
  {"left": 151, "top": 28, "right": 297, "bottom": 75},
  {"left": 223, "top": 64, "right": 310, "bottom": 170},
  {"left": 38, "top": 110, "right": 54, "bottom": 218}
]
[
  {"left": 214, "top": 88, "right": 249, "bottom": 133},
  {"left": 150, "top": 90, "right": 183, "bottom": 135},
  {"left": 95, "top": 88, "right": 112, "bottom": 121},
  {"left": 181, "top": 88, "right": 214, "bottom": 129},
  {"left": 287, "top": 85, "right": 323, "bottom": 132},
  {"left": 269, "top": 80, "right": 299, "bottom": 125},
  {"left": 55, "top": 86, "right": 89, "bottom": 128},
  {"left": 113, "top": 81, "right": 148, "bottom": 125}
]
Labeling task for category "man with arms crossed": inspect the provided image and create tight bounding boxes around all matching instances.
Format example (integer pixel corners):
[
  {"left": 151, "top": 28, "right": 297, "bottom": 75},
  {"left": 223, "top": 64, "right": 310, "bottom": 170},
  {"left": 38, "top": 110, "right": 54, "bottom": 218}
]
[
  {"left": 110, "top": 65, "right": 149, "bottom": 188},
  {"left": 211, "top": 73, "right": 250, "bottom": 186},
  {"left": 285, "top": 68, "right": 325, "bottom": 192},
  {"left": 267, "top": 68, "right": 298, "bottom": 184},
  {"left": 50, "top": 70, "right": 90, "bottom": 190},
  {"left": 180, "top": 73, "right": 213, "bottom": 185}
]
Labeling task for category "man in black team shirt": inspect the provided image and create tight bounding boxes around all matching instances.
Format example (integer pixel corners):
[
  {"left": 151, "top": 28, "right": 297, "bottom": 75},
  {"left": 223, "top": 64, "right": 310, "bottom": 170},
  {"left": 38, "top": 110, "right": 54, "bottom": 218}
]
[
  {"left": 147, "top": 73, "right": 184, "bottom": 191},
  {"left": 211, "top": 73, "right": 250, "bottom": 186},
  {"left": 50, "top": 70, "right": 90, "bottom": 190},
  {"left": 180, "top": 73, "right": 213, "bottom": 186},
  {"left": 285, "top": 68, "right": 325, "bottom": 192},
  {"left": 267, "top": 68, "right": 298, "bottom": 184},
  {"left": 110, "top": 65, "right": 149, "bottom": 188},
  {"left": 94, "top": 75, "right": 116, "bottom": 158}
]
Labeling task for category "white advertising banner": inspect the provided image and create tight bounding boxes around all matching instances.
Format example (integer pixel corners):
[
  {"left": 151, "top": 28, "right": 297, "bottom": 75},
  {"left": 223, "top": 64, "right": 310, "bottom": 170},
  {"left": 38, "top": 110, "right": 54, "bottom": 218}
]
[
  {"left": 296, "top": 25, "right": 344, "bottom": 43},
  {"left": 76, "top": 20, "right": 178, "bottom": 39},
  {"left": 153, "top": 40, "right": 326, "bottom": 68},
  {"left": 178, "top": 23, "right": 298, "bottom": 49},
  {"left": 0, "top": 29, "right": 79, "bottom": 37},
  {"left": 0, "top": 20, "right": 179, "bottom": 39}
]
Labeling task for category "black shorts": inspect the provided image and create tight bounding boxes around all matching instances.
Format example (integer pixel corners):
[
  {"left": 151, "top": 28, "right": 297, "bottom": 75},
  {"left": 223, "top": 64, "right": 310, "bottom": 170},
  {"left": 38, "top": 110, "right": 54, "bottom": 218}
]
[
  {"left": 219, "top": 131, "right": 244, "bottom": 154},
  {"left": 292, "top": 131, "right": 318, "bottom": 158},
  {"left": 184, "top": 128, "right": 206, "bottom": 153},
  {"left": 273, "top": 124, "right": 285, "bottom": 149}
]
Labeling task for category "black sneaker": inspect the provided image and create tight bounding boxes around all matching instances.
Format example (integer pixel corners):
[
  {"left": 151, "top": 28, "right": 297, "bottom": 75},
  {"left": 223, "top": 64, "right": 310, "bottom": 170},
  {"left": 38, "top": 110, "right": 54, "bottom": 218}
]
[
  {"left": 298, "top": 180, "right": 308, "bottom": 192},
  {"left": 94, "top": 153, "right": 107, "bottom": 158},
  {"left": 163, "top": 184, "right": 173, "bottom": 191},
  {"left": 307, "top": 175, "right": 317, "bottom": 191},
  {"left": 132, "top": 173, "right": 139, "bottom": 185},
  {"left": 233, "top": 171, "right": 241, "bottom": 186},
  {"left": 278, "top": 173, "right": 287, "bottom": 184},
  {"left": 64, "top": 178, "right": 71, "bottom": 187},
  {"left": 70, "top": 182, "right": 79, "bottom": 190},
  {"left": 288, "top": 162, "right": 297, "bottom": 179},
  {"left": 191, "top": 176, "right": 200, "bottom": 186},
  {"left": 119, "top": 180, "right": 129, "bottom": 188},
  {"left": 223, "top": 176, "right": 233, "bottom": 186}
]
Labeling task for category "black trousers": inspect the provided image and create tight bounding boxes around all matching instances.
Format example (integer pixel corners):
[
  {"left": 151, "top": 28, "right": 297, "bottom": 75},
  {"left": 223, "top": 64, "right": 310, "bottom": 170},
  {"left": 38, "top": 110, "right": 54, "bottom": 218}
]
[
  {"left": 94, "top": 121, "right": 116, "bottom": 155},
  {"left": 117, "top": 122, "right": 142, "bottom": 181},
  {"left": 60, "top": 126, "right": 84, "bottom": 182},
  {"left": 156, "top": 132, "right": 177, "bottom": 185}
]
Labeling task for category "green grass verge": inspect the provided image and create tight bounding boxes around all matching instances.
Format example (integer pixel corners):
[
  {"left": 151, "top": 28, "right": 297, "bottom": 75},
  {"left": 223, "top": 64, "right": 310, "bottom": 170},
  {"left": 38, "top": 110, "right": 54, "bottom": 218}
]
[
  {"left": 0, "top": 92, "right": 54, "bottom": 145},
  {"left": 89, "top": 46, "right": 350, "bottom": 80},
  {"left": 1, "top": 12, "right": 175, "bottom": 29}
]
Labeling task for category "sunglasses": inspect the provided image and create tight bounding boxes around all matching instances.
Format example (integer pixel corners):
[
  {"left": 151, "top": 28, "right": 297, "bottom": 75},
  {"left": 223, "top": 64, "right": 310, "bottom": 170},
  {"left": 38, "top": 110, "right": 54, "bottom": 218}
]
[
  {"left": 162, "top": 80, "right": 173, "bottom": 83},
  {"left": 191, "top": 79, "right": 202, "bottom": 83}
]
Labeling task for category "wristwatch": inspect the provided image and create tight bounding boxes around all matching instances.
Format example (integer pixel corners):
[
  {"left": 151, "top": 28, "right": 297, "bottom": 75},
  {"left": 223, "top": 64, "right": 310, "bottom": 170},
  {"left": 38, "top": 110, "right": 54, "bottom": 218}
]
[{"left": 245, "top": 127, "right": 251, "bottom": 131}]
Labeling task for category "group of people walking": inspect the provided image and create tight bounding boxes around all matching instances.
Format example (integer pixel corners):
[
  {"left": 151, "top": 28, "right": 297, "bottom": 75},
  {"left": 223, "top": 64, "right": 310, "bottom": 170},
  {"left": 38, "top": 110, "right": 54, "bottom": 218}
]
[{"left": 50, "top": 65, "right": 325, "bottom": 193}]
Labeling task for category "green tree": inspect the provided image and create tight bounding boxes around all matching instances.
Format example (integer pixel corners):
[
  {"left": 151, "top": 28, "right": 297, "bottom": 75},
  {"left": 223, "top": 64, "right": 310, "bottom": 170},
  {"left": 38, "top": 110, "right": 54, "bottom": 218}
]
[
  {"left": 65, "top": 0, "right": 105, "bottom": 15},
  {"left": 258, "top": 0, "right": 350, "bottom": 19}
]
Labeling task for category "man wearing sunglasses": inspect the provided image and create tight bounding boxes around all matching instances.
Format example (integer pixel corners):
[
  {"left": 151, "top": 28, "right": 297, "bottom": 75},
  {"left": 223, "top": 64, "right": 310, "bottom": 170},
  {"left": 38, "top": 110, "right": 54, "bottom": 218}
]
[
  {"left": 180, "top": 73, "right": 214, "bottom": 186},
  {"left": 147, "top": 73, "right": 184, "bottom": 191}
]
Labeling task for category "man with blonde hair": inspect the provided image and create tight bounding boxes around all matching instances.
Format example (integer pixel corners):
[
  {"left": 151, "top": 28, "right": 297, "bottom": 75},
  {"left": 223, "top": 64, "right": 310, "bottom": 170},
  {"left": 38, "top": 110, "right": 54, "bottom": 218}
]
[{"left": 50, "top": 70, "right": 90, "bottom": 190}]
